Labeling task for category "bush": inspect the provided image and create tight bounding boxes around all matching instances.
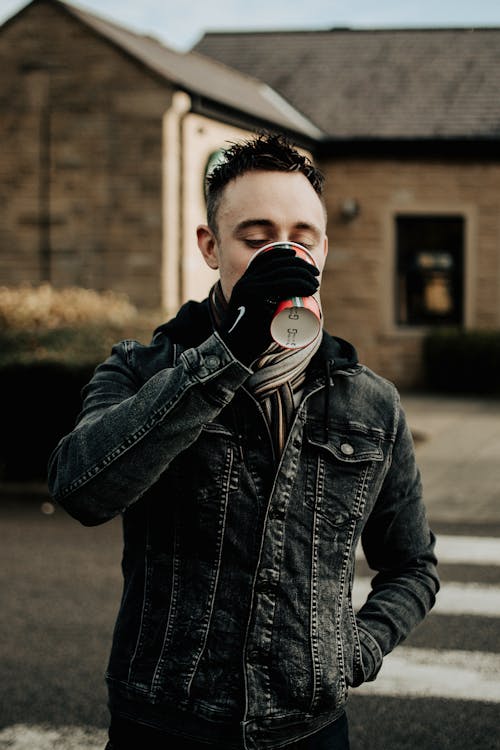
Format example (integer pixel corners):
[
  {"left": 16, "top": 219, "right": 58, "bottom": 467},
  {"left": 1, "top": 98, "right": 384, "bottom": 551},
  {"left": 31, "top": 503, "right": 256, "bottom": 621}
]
[
  {"left": 0, "top": 361, "right": 97, "bottom": 482},
  {"left": 0, "top": 283, "right": 137, "bottom": 330},
  {"left": 0, "top": 284, "right": 160, "bottom": 482},
  {"left": 0, "top": 284, "right": 159, "bottom": 366},
  {"left": 0, "top": 325, "right": 127, "bottom": 368},
  {"left": 423, "top": 329, "right": 500, "bottom": 395}
]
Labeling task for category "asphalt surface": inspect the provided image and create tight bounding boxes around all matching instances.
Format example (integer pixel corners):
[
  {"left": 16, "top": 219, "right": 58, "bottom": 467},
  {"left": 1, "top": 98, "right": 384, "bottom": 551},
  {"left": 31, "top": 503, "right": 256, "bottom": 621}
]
[{"left": 1, "top": 393, "right": 499, "bottom": 749}]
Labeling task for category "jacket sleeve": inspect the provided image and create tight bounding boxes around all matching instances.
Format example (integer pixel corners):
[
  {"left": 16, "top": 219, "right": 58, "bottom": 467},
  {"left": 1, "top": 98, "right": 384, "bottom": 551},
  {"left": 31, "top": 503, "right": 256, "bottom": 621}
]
[
  {"left": 47, "top": 332, "right": 250, "bottom": 526},
  {"left": 355, "top": 401, "right": 440, "bottom": 684}
]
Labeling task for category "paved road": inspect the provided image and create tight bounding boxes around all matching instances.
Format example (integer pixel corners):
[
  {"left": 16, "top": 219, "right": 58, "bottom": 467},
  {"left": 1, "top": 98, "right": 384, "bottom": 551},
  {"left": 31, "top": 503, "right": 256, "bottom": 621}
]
[
  {"left": 350, "top": 394, "right": 500, "bottom": 749},
  {"left": 348, "top": 517, "right": 500, "bottom": 749},
  {"left": 0, "top": 394, "right": 499, "bottom": 749},
  {"left": 402, "top": 393, "right": 500, "bottom": 526}
]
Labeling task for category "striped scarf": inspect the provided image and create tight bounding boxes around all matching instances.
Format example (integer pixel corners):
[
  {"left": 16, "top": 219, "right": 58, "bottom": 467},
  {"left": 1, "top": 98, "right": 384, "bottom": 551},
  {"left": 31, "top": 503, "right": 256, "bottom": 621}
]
[{"left": 210, "top": 281, "right": 322, "bottom": 455}]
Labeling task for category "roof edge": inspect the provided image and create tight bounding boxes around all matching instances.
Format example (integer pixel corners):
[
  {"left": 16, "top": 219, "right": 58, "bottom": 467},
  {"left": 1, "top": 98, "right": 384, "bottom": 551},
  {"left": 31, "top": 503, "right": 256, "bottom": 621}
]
[
  {"left": 198, "top": 26, "right": 500, "bottom": 37},
  {"left": 190, "top": 95, "right": 320, "bottom": 150},
  {"left": 2, "top": 0, "right": 322, "bottom": 141},
  {"left": 317, "top": 136, "right": 500, "bottom": 159}
]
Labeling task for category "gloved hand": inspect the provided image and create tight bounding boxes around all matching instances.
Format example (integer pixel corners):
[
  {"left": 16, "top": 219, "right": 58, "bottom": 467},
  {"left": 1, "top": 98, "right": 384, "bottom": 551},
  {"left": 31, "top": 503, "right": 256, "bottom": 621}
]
[{"left": 219, "top": 246, "right": 320, "bottom": 365}]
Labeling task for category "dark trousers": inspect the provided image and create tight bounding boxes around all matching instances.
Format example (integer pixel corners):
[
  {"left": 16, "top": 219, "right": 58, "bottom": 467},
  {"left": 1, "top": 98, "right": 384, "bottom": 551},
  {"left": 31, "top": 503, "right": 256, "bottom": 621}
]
[{"left": 105, "top": 712, "right": 350, "bottom": 749}]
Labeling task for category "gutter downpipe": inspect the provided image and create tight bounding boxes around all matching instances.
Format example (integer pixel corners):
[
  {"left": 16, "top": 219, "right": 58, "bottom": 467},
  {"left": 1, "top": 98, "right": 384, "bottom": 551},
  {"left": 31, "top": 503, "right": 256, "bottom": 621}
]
[{"left": 162, "top": 91, "right": 191, "bottom": 318}]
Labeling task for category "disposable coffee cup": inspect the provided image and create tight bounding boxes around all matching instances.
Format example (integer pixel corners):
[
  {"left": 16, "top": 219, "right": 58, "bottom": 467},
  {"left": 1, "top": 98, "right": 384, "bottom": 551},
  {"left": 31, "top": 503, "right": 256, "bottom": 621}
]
[
  {"left": 270, "top": 294, "right": 321, "bottom": 349},
  {"left": 247, "top": 241, "right": 322, "bottom": 350}
]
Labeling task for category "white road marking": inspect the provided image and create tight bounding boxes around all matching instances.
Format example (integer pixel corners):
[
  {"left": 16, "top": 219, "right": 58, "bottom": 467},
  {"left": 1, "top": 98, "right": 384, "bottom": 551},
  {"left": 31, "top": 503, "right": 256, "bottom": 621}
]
[
  {"left": 356, "top": 534, "right": 500, "bottom": 566},
  {"left": 353, "top": 578, "right": 500, "bottom": 617},
  {"left": 355, "top": 647, "right": 500, "bottom": 703},
  {"left": 2, "top": 537, "right": 497, "bottom": 747},
  {"left": 0, "top": 725, "right": 106, "bottom": 750},
  {"left": 435, "top": 535, "right": 500, "bottom": 566}
]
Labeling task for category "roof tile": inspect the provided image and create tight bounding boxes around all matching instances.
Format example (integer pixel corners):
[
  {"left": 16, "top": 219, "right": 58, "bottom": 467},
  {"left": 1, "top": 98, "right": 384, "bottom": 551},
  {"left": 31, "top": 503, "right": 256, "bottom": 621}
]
[{"left": 194, "top": 28, "right": 500, "bottom": 139}]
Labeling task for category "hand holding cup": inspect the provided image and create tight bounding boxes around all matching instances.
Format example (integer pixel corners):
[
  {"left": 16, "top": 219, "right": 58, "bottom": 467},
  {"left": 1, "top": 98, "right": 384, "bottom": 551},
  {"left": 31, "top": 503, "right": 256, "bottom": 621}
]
[{"left": 219, "top": 243, "right": 319, "bottom": 364}]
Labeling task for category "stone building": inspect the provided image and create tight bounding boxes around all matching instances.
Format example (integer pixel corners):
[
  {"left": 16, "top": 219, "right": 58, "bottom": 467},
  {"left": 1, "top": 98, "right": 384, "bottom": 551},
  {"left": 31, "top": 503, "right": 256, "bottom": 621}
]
[
  {"left": 196, "top": 29, "right": 500, "bottom": 387},
  {"left": 2, "top": 2, "right": 500, "bottom": 387},
  {"left": 0, "top": 0, "right": 318, "bottom": 311}
]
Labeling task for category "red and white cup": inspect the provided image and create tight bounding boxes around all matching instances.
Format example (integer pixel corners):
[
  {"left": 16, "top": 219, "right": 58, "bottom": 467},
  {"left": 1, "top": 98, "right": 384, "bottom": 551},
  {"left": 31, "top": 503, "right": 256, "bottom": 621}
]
[{"left": 248, "top": 241, "right": 322, "bottom": 350}]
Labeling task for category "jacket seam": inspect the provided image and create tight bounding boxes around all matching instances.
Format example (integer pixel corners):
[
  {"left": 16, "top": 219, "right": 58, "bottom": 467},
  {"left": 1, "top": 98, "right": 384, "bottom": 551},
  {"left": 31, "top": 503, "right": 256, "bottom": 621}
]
[
  {"left": 185, "top": 449, "right": 233, "bottom": 698},
  {"left": 151, "top": 522, "right": 181, "bottom": 692},
  {"left": 357, "top": 625, "right": 384, "bottom": 669},
  {"left": 127, "top": 518, "right": 151, "bottom": 683},
  {"left": 53, "top": 357, "right": 244, "bottom": 502}
]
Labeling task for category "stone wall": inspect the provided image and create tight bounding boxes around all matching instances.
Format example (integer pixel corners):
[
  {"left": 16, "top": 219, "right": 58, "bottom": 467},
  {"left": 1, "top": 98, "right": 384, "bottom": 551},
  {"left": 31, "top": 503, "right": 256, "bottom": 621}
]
[
  {"left": 0, "top": 0, "right": 172, "bottom": 308},
  {"left": 320, "top": 157, "right": 500, "bottom": 387},
  {"left": 2, "top": 2, "right": 500, "bottom": 389}
]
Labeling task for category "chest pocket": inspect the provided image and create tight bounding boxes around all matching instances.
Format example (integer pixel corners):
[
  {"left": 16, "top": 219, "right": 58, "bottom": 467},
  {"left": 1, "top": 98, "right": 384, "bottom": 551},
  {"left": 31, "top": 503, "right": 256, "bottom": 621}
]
[
  {"left": 158, "top": 421, "right": 239, "bottom": 550},
  {"left": 305, "top": 424, "right": 385, "bottom": 528},
  {"left": 168, "top": 421, "right": 239, "bottom": 499}
]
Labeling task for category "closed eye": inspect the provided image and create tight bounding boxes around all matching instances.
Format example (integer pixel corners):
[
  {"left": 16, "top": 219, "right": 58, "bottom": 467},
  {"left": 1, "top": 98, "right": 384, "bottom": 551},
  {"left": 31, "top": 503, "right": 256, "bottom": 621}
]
[{"left": 244, "top": 239, "right": 269, "bottom": 248}]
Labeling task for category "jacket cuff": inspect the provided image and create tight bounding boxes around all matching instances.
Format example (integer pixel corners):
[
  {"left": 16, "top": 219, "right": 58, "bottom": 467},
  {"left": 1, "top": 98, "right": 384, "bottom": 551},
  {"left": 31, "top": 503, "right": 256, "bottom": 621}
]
[
  {"left": 180, "top": 333, "right": 252, "bottom": 384},
  {"left": 357, "top": 626, "right": 384, "bottom": 682}
]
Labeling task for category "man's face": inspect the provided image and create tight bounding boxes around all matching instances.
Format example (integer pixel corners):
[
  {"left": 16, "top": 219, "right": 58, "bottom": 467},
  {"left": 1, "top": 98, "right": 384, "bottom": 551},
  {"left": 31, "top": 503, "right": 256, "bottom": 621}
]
[{"left": 197, "top": 170, "right": 328, "bottom": 301}]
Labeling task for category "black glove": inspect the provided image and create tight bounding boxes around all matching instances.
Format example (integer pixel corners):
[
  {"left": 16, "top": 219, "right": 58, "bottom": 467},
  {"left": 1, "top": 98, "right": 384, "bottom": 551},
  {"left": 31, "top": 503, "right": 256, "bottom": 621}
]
[{"left": 219, "top": 246, "right": 320, "bottom": 365}]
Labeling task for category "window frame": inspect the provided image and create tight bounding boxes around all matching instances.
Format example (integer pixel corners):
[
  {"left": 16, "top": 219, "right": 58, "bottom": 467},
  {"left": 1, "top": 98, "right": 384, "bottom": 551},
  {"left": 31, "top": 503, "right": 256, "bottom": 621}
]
[
  {"left": 383, "top": 205, "right": 475, "bottom": 336},
  {"left": 395, "top": 213, "right": 465, "bottom": 327}
]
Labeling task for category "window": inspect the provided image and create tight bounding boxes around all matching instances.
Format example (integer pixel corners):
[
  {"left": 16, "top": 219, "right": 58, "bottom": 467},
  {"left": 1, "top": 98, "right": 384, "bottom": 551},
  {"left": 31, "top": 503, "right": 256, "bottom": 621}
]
[
  {"left": 203, "top": 148, "right": 226, "bottom": 198},
  {"left": 396, "top": 215, "right": 464, "bottom": 326}
]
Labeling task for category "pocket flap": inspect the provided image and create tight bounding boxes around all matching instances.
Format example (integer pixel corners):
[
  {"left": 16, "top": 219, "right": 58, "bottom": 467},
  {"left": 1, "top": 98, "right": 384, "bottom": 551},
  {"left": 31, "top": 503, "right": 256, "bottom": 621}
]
[{"left": 306, "top": 425, "right": 384, "bottom": 463}]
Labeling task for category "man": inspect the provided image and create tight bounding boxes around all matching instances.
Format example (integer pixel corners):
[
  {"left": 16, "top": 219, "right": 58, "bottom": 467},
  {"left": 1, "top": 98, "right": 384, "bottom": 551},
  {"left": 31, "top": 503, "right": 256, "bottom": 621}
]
[{"left": 48, "top": 133, "right": 439, "bottom": 750}]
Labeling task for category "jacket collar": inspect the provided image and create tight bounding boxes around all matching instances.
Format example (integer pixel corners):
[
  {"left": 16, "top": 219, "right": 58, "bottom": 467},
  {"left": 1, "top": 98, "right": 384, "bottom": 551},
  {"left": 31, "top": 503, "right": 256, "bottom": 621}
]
[{"left": 153, "top": 298, "right": 360, "bottom": 376}]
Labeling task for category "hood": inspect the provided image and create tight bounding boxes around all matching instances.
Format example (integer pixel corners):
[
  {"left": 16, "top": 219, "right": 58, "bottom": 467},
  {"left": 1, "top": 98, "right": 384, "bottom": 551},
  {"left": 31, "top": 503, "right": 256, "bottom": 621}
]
[
  {"left": 152, "top": 299, "right": 213, "bottom": 348},
  {"left": 319, "top": 331, "right": 358, "bottom": 371}
]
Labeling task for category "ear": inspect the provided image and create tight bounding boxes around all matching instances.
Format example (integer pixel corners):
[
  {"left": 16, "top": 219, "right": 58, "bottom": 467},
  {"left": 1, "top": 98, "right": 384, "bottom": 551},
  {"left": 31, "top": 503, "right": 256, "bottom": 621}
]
[
  {"left": 197, "top": 225, "right": 220, "bottom": 270},
  {"left": 322, "top": 235, "right": 329, "bottom": 259}
]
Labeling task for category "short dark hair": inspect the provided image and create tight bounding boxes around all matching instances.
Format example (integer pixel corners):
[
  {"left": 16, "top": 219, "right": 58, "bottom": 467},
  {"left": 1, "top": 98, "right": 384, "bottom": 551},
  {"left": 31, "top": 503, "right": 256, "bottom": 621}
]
[{"left": 205, "top": 133, "right": 325, "bottom": 235}]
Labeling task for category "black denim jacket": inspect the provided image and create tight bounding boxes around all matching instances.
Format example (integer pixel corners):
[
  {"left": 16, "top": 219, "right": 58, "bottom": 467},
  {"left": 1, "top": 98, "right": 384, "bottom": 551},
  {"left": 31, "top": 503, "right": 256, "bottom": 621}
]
[{"left": 48, "top": 307, "right": 438, "bottom": 750}]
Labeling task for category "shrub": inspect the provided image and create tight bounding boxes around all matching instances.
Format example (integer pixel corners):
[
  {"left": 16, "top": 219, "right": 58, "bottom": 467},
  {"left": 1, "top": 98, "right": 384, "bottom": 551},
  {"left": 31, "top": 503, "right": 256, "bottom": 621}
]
[
  {"left": 0, "top": 284, "right": 157, "bottom": 367},
  {"left": 0, "top": 325, "right": 126, "bottom": 368},
  {"left": 0, "top": 361, "right": 97, "bottom": 482},
  {"left": 0, "top": 283, "right": 137, "bottom": 330},
  {"left": 0, "top": 284, "right": 160, "bottom": 482},
  {"left": 423, "top": 329, "right": 500, "bottom": 395}
]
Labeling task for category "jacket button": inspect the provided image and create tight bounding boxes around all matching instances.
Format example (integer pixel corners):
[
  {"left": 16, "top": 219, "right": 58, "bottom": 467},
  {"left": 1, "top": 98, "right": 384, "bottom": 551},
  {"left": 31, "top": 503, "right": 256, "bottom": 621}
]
[
  {"left": 205, "top": 355, "right": 220, "bottom": 369},
  {"left": 257, "top": 580, "right": 276, "bottom": 594},
  {"left": 269, "top": 507, "right": 285, "bottom": 521},
  {"left": 340, "top": 442, "right": 354, "bottom": 456}
]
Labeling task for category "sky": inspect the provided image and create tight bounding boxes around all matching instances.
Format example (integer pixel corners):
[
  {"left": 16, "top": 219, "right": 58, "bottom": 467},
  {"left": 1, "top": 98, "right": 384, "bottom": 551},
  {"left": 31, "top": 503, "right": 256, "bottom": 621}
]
[{"left": 1, "top": 0, "right": 500, "bottom": 51}]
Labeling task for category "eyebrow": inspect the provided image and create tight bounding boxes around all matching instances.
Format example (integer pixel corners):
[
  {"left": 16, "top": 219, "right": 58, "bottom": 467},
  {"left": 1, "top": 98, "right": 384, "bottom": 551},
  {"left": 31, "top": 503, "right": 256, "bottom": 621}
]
[
  {"left": 233, "top": 219, "right": 322, "bottom": 239},
  {"left": 234, "top": 219, "right": 273, "bottom": 234}
]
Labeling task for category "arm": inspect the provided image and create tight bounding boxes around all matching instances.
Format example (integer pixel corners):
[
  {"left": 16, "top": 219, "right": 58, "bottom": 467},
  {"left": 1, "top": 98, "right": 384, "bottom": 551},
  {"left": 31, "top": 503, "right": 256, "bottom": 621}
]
[
  {"left": 48, "top": 333, "right": 250, "bottom": 526},
  {"left": 49, "top": 250, "right": 319, "bottom": 526},
  {"left": 355, "top": 404, "right": 439, "bottom": 683}
]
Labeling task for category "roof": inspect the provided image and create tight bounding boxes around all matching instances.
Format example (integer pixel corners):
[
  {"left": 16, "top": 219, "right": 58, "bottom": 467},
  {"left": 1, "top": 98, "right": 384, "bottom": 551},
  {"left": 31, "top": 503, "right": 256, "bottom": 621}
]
[
  {"left": 2, "top": 0, "right": 322, "bottom": 141},
  {"left": 194, "top": 28, "right": 500, "bottom": 141}
]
